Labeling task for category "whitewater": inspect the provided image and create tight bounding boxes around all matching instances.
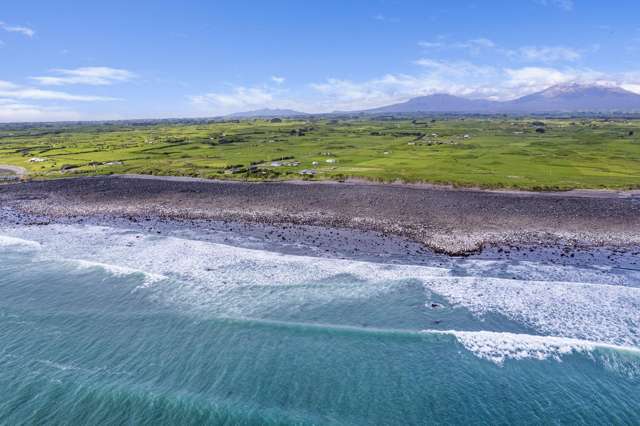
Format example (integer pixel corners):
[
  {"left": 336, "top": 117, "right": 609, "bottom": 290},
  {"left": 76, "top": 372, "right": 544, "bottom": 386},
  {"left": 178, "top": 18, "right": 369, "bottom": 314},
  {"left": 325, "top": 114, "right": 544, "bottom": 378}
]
[{"left": 0, "top": 223, "right": 639, "bottom": 424}]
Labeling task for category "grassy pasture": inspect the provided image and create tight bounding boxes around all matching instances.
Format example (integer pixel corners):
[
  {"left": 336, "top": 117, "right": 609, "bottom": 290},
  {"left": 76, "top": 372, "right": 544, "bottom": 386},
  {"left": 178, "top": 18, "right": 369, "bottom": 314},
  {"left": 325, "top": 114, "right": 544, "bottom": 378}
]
[{"left": 1, "top": 117, "right": 639, "bottom": 190}]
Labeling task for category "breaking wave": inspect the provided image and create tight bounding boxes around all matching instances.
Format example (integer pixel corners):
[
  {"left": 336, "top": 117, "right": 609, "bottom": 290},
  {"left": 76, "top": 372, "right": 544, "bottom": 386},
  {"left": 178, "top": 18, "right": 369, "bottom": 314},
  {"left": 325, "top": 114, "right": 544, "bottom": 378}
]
[
  {"left": 424, "top": 329, "right": 640, "bottom": 365},
  {"left": 0, "top": 235, "right": 41, "bottom": 250}
]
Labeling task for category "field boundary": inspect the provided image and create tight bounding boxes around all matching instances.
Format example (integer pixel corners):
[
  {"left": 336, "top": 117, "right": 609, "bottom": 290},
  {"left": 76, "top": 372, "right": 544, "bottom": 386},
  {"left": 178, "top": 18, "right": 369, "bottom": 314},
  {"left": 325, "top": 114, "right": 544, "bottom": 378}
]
[{"left": 113, "top": 174, "right": 640, "bottom": 200}]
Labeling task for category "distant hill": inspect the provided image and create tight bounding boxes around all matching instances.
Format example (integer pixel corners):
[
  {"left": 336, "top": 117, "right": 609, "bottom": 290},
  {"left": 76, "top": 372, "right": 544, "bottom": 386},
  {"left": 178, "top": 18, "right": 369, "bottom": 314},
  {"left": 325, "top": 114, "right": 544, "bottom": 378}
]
[
  {"left": 504, "top": 83, "right": 640, "bottom": 112},
  {"left": 226, "top": 108, "right": 309, "bottom": 118},
  {"left": 226, "top": 84, "right": 640, "bottom": 118},
  {"left": 363, "top": 93, "right": 501, "bottom": 114},
  {"left": 357, "top": 84, "right": 640, "bottom": 114}
]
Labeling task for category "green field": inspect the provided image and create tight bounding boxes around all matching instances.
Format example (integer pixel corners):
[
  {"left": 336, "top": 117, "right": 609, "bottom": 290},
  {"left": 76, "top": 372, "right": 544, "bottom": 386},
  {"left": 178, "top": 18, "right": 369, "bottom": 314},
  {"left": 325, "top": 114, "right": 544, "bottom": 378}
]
[{"left": 1, "top": 117, "right": 640, "bottom": 190}]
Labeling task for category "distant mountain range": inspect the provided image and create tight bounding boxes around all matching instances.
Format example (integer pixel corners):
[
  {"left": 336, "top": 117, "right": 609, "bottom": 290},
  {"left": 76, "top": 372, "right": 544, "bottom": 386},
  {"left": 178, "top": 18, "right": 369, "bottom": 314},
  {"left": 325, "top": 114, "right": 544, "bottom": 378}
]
[
  {"left": 362, "top": 93, "right": 498, "bottom": 114},
  {"left": 225, "top": 108, "right": 308, "bottom": 118},
  {"left": 226, "top": 84, "right": 640, "bottom": 118},
  {"left": 360, "top": 84, "right": 640, "bottom": 114},
  {"left": 502, "top": 84, "right": 640, "bottom": 113}
]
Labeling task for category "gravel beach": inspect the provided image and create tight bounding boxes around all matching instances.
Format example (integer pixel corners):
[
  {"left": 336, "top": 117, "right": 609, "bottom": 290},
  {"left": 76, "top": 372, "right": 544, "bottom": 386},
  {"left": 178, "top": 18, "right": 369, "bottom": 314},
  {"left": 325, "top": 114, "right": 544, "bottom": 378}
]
[{"left": 1, "top": 175, "right": 639, "bottom": 262}]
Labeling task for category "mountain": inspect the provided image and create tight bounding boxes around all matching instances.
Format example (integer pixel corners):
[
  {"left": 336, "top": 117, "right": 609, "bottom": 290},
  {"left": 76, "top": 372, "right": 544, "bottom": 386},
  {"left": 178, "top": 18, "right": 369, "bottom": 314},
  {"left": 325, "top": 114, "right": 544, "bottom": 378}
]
[
  {"left": 226, "top": 108, "right": 309, "bottom": 118},
  {"left": 358, "top": 84, "right": 640, "bottom": 114},
  {"left": 363, "top": 94, "right": 501, "bottom": 114},
  {"left": 504, "top": 83, "right": 640, "bottom": 112},
  {"left": 226, "top": 84, "right": 640, "bottom": 118}
]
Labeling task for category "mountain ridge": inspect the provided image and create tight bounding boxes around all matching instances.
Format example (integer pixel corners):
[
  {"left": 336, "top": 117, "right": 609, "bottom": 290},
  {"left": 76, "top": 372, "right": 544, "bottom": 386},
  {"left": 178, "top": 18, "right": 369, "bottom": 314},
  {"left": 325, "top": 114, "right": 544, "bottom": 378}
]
[
  {"left": 357, "top": 83, "right": 640, "bottom": 114},
  {"left": 226, "top": 84, "right": 640, "bottom": 117}
]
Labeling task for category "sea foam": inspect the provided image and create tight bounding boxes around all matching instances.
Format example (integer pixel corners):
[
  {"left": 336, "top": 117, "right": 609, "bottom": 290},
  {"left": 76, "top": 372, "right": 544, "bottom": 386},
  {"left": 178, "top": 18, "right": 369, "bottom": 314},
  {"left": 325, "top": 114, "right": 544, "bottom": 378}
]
[
  {"left": 0, "top": 235, "right": 42, "bottom": 250},
  {"left": 424, "top": 329, "right": 640, "bottom": 365},
  {"left": 2, "top": 224, "right": 639, "bottom": 352},
  {"left": 422, "top": 276, "right": 640, "bottom": 347},
  {"left": 64, "top": 259, "right": 167, "bottom": 286},
  {"left": 452, "top": 258, "right": 640, "bottom": 288}
]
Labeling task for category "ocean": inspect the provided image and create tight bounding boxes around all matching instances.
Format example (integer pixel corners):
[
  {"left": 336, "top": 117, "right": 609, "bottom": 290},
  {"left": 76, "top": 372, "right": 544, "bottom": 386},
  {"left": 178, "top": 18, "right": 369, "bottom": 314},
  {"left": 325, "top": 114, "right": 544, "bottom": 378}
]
[{"left": 0, "top": 224, "right": 639, "bottom": 424}]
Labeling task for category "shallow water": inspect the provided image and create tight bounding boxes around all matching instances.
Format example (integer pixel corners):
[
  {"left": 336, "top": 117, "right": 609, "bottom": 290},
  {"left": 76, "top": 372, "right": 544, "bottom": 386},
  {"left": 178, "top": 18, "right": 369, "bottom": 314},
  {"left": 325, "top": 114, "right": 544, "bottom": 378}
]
[{"left": 1, "top": 224, "right": 639, "bottom": 424}]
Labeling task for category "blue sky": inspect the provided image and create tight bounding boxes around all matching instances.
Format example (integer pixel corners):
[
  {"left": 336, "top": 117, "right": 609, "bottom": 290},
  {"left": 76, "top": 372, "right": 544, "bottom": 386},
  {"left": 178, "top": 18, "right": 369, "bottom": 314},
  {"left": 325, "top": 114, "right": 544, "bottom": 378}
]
[{"left": 1, "top": 0, "right": 640, "bottom": 121}]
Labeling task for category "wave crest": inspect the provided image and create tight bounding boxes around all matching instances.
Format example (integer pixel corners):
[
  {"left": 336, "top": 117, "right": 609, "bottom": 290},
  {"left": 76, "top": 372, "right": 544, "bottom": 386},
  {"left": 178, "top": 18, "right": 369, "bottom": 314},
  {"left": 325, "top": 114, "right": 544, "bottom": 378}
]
[
  {"left": 65, "top": 259, "right": 167, "bottom": 286},
  {"left": 424, "top": 329, "right": 640, "bottom": 365},
  {"left": 0, "top": 235, "right": 42, "bottom": 250}
]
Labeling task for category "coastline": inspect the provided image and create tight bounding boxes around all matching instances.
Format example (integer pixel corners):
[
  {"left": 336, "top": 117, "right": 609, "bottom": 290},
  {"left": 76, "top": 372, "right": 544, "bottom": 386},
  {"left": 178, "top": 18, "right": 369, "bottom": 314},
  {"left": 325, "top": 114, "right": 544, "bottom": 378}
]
[
  {"left": 2, "top": 174, "right": 640, "bottom": 425},
  {"left": 1, "top": 175, "right": 639, "bottom": 262}
]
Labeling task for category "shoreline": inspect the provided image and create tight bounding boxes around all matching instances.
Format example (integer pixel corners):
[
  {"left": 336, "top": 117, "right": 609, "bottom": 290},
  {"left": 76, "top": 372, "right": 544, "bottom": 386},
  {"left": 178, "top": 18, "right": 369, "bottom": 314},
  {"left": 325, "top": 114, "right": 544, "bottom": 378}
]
[
  {"left": 2, "top": 204, "right": 640, "bottom": 273},
  {"left": 1, "top": 176, "right": 640, "bottom": 260}
]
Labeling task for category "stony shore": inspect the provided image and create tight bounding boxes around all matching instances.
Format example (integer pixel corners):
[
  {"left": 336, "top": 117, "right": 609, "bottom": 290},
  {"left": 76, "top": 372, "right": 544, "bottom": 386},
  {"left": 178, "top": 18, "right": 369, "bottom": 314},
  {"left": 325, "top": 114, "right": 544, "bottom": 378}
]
[{"left": 1, "top": 176, "right": 639, "bottom": 260}]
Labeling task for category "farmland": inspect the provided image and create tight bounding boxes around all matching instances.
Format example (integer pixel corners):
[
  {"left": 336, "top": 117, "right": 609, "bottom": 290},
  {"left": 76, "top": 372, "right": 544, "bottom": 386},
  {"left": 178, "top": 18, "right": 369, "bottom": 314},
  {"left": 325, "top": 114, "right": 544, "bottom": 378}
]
[{"left": 1, "top": 117, "right": 639, "bottom": 190}]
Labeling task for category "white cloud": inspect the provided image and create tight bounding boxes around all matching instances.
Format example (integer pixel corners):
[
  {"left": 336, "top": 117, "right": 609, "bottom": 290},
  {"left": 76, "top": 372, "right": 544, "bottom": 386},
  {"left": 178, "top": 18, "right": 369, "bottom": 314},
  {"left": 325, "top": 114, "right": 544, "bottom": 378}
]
[
  {"left": 419, "top": 37, "right": 581, "bottom": 63},
  {"left": 373, "top": 14, "right": 400, "bottom": 23},
  {"left": 191, "top": 86, "right": 273, "bottom": 108},
  {"left": 309, "top": 72, "right": 494, "bottom": 111},
  {"left": 0, "top": 80, "right": 119, "bottom": 101},
  {"left": 0, "top": 99, "right": 80, "bottom": 122},
  {"left": 514, "top": 46, "right": 581, "bottom": 62},
  {"left": 31, "top": 67, "right": 136, "bottom": 86},
  {"left": 503, "top": 67, "right": 580, "bottom": 95},
  {"left": 310, "top": 77, "right": 403, "bottom": 110},
  {"left": 307, "top": 61, "right": 640, "bottom": 111},
  {"left": 414, "top": 58, "right": 496, "bottom": 78},
  {"left": 621, "top": 83, "right": 640, "bottom": 94},
  {"left": 190, "top": 86, "right": 278, "bottom": 113},
  {"left": 0, "top": 21, "right": 35, "bottom": 38},
  {"left": 271, "top": 75, "right": 285, "bottom": 85},
  {"left": 497, "top": 66, "right": 640, "bottom": 98},
  {"left": 455, "top": 38, "right": 496, "bottom": 51},
  {"left": 0, "top": 80, "right": 20, "bottom": 90},
  {"left": 0, "top": 88, "right": 118, "bottom": 102},
  {"left": 308, "top": 63, "right": 504, "bottom": 112},
  {"left": 418, "top": 41, "right": 444, "bottom": 49},
  {"left": 189, "top": 83, "right": 316, "bottom": 115},
  {"left": 510, "top": 66, "right": 640, "bottom": 96},
  {"left": 468, "top": 38, "right": 496, "bottom": 49},
  {"left": 535, "top": 0, "right": 574, "bottom": 11},
  {"left": 419, "top": 37, "right": 496, "bottom": 53}
]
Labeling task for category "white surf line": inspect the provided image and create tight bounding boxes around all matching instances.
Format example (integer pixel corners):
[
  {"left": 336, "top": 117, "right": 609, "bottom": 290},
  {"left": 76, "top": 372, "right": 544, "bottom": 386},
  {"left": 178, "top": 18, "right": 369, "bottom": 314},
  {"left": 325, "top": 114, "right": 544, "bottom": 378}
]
[
  {"left": 62, "top": 258, "right": 168, "bottom": 286},
  {"left": 0, "top": 234, "right": 42, "bottom": 249},
  {"left": 421, "top": 275, "right": 640, "bottom": 348},
  {"left": 452, "top": 258, "right": 640, "bottom": 288},
  {"left": 423, "top": 329, "right": 640, "bottom": 365},
  {"left": 5, "top": 224, "right": 640, "bottom": 350}
]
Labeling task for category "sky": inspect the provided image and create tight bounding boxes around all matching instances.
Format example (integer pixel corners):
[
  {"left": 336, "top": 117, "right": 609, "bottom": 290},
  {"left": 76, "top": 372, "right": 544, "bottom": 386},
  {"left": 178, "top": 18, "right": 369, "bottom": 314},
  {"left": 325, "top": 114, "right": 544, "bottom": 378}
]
[{"left": 2, "top": 0, "right": 640, "bottom": 122}]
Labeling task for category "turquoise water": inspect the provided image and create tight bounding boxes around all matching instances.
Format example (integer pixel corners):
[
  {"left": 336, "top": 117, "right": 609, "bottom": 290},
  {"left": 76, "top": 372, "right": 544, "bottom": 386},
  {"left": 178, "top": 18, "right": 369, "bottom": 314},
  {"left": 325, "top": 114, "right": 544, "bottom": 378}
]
[{"left": 0, "top": 225, "right": 639, "bottom": 424}]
